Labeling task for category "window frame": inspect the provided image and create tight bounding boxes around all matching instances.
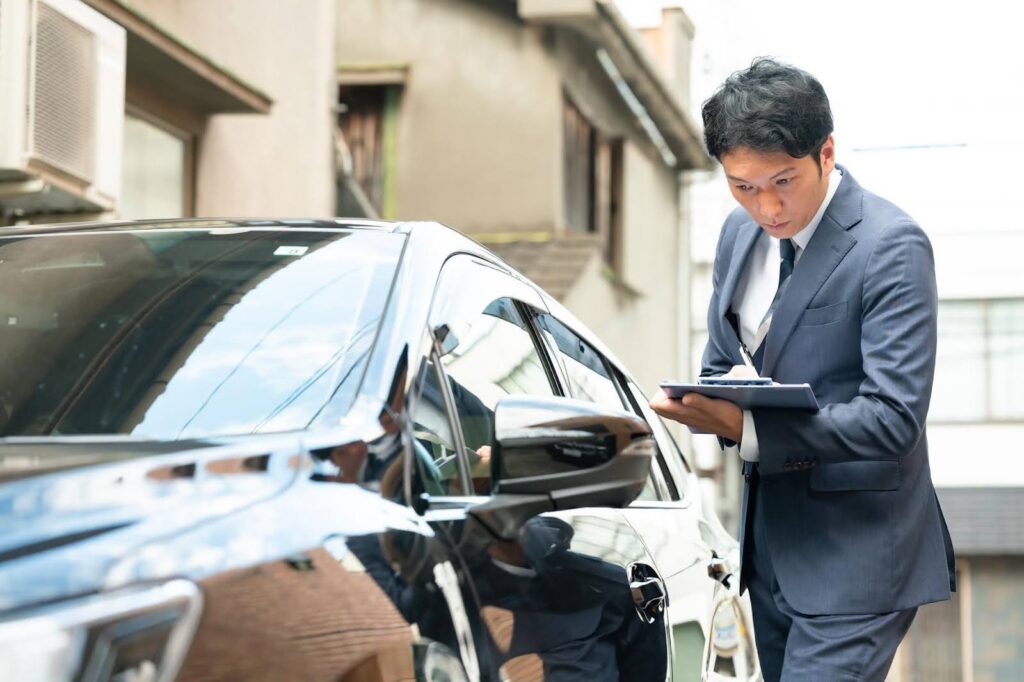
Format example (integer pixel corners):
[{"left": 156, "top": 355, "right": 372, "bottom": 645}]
[{"left": 931, "top": 297, "right": 1024, "bottom": 425}]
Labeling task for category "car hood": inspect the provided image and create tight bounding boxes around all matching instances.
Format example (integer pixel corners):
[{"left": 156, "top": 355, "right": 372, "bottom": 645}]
[{"left": 0, "top": 433, "right": 428, "bottom": 611}]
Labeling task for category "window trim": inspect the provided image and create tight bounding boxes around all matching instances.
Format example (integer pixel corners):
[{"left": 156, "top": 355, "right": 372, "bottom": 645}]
[
  {"left": 932, "top": 297, "right": 1024, "bottom": 424},
  {"left": 517, "top": 301, "right": 567, "bottom": 399},
  {"left": 624, "top": 378, "right": 697, "bottom": 509},
  {"left": 428, "top": 343, "right": 474, "bottom": 496},
  {"left": 615, "top": 372, "right": 679, "bottom": 503}
]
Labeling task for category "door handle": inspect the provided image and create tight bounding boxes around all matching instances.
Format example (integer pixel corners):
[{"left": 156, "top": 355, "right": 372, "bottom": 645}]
[
  {"left": 707, "top": 550, "right": 733, "bottom": 589},
  {"left": 629, "top": 563, "right": 667, "bottom": 624}
]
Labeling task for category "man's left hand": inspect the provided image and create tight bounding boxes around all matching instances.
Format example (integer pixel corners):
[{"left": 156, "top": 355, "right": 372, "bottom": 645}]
[{"left": 649, "top": 389, "right": 743, "bottom": 443}]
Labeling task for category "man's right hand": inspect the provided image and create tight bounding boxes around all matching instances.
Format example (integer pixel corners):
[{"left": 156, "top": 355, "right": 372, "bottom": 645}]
[{"left": 723, "top": 364, "right": 760, "bottom": 380}]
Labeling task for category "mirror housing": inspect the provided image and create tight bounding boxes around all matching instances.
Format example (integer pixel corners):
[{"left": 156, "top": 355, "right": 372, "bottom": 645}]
[{"left": 470, "top": 395, "right": 654, "bottom": 539}]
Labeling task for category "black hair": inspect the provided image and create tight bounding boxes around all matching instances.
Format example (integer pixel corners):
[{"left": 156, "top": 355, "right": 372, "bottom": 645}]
[{"left": 701, "top": 57, "right": 833, "bottom": 169}]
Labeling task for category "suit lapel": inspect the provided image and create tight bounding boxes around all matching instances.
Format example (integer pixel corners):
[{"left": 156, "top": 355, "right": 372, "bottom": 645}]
[
  {"left": 717, "top": 223, "right": 763, "bottom": 353},
  {"left": 760, "top": 170, "right": 863, "bottom": 377}
]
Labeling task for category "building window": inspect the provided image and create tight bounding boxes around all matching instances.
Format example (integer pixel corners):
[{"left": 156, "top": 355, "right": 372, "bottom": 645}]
[
  {"left": 931, "top": 299, "right": 1024, "bottom": 422},
  {"left": 120, "top": 111, "right": 192, "bottom": 220},
  {"left": 562, "top": 95, "right": 623, "bottom": 265},
  {"left": 336, "top": 84, "right": 400, "bottom": 219}
]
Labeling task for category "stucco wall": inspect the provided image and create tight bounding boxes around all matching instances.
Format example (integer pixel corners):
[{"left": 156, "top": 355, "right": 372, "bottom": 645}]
[
  {"left": 126, "top": 0, "right": 337, "bottom": 217},
  {"left": 336, "top": 0, "right": 561, "bottom": 233}
]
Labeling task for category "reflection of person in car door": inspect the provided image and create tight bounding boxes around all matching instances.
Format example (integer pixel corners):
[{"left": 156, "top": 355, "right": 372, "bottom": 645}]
[{"left": 466, "top": 515, "right": 667, "bottom": 681}]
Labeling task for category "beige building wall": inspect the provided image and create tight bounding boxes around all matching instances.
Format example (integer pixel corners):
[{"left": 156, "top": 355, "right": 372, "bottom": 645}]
[
  {"left": 563, "top": 140, "right": 684, "bottom": 401},
  {"left": 334, "top": 0, "right": 692, "bottom": 402},
  {"left": 125, "top": 0, "right": 337, "bottom": 217},
  {"left": 336, "top": 0, "right": 560, "bottom": 233}
]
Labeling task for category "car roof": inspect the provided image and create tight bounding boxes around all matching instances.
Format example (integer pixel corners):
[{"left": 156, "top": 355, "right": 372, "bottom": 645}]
[
  {"left": 0, "top": 217, "right": 404, "bottom": 237},
  {"left": 0, "top": 215, "right": 635, "bottom": 381}
]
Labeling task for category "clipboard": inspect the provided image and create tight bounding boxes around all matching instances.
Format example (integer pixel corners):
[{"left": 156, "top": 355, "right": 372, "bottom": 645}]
[{"left": 659, "top": 380, "right": 820, "bottom": 411}]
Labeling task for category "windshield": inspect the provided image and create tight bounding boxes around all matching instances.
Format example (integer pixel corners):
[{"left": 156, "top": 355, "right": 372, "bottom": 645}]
[{"left": 0, "top": 227, "right": 403, "bottom": 439}]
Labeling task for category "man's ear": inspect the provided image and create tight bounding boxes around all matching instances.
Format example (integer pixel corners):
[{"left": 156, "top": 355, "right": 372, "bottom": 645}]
[{"left": 820, "top": 134, "right": 837, "bottom": 174}]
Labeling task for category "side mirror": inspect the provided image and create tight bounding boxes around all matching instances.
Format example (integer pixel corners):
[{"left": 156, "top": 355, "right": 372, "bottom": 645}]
[{"left": 470, "top": 395, "right": 654, "bottom": 539}]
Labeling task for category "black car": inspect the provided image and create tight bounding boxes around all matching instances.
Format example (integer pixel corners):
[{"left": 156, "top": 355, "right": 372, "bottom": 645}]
[{"left": 0, "top": 219, "right": 758, "bottom": 681}]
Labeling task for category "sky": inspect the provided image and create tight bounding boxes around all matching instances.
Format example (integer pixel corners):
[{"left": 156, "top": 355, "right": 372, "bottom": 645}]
[{"left": 615, "top": 0, "right": 1024, "bottom": 272}]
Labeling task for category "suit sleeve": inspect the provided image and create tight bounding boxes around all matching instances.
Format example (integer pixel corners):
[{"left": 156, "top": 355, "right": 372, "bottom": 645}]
[{"left": 751, "top": 220, "right": 938, "bottom": 474}]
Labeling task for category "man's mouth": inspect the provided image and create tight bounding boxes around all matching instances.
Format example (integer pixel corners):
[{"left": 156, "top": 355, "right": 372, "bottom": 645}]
[{"left": 765, "top": 221, "right": 789, "bottom": 230}]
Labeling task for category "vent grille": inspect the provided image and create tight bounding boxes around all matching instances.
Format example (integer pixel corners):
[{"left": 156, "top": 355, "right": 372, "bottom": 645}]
[{"left": 31, "top": 0, "right": 96, "bottom": 181}]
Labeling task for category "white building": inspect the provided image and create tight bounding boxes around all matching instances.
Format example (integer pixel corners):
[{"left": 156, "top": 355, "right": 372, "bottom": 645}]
[{"left": 630, "top": 0, "right": 1024, "bottom": 678}]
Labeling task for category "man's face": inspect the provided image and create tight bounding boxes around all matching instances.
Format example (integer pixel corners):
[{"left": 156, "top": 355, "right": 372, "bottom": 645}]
[{"left": 719, "top": 136, "right": 836, "bottom": 240}]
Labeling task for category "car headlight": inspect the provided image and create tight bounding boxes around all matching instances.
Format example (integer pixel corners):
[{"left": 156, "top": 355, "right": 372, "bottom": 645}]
[{"left": 0, "top": 579, "right": 202, "bottom": 682}]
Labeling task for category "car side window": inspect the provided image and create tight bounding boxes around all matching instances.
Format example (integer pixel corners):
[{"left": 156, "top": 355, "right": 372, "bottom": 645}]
[
  {"left": 533, "top": 313, "right": 666, "bottom": 501},
  {"left": 534, "top": 313, "right": 626, "bottom": 411},
  {"left": 624, "top": 379, "right": 692, "bottom": 502},
  {"left": 412, "top": 256, "right": 557, "bottom": 497},
  {"left": 437, "top": 298, "right": 556, "bottom": 494},
  {"left": 408, "top": 356, "right": 467, "bottom": 496}
]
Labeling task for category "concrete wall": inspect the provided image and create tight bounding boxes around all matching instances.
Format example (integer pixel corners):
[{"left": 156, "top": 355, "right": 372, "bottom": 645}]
[
  {"left": 336, "top": 0, "right": 561, "bottom": 233},
  {"left": 126, "top": 0, "right": 337, "bottom": 217}
]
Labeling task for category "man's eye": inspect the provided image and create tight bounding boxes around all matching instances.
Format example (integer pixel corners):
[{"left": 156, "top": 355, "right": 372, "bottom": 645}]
[
  {"left": 776, "top": 178, "right": 791, "bottom": 186},
  {"left": 736, "top": 185, "right": 753, "bottom": 192}
]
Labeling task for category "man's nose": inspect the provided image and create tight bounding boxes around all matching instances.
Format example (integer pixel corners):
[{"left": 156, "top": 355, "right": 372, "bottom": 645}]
[{"left": 758, "top": 192, "right": 783, "bottom": 220}]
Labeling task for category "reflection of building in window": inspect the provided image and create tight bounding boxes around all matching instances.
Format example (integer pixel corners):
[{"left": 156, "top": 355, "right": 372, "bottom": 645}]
[
  {"left": 931, "top": 299, "right": 1024, "bottom": 422},
  {"left": 441, "top": 300, "right": 552, "bottom": 411}
]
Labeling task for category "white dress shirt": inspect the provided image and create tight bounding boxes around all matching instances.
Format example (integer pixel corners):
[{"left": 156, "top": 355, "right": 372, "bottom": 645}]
[{"left": 729, "top": 167, "right": 842, "bottom": 462}]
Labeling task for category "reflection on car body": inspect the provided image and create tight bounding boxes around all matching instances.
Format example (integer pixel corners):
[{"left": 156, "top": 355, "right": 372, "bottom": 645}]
[{"left": 0, "top": 218, "right": 758, "bottom": 681}]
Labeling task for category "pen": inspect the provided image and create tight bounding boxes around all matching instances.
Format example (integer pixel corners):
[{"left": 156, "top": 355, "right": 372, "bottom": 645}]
[{"left": 738, "top": 343, "right": 758, "bottom": 374}]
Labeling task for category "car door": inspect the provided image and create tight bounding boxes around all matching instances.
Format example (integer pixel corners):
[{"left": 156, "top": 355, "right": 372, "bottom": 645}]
[
  {"left": 408, "top": 254, "right": 668, "bottom": 681},
  {"left": 616, "top": 377, "right": 760, "bottom": 682},
  {"left": 526, "top": 311, "right": 674, "bottom": 679},
  {"left": 531, "top": 310, "right": 759, "bottom": 681}
]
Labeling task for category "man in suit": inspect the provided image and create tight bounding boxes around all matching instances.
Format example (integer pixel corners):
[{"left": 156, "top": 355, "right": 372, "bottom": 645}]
[{"left": 650, "top": 58, "right": 956, "bottom": 681}]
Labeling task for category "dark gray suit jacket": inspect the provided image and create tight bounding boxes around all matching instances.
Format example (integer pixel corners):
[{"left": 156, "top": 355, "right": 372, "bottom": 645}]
[{"left": 703, "top": 167, "right": 957, "bottom": 616}]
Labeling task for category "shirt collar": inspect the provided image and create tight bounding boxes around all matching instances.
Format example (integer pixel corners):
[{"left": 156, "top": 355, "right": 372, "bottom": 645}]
[{"left": 790, "top": 167, "right": 842, "bottom": 252}]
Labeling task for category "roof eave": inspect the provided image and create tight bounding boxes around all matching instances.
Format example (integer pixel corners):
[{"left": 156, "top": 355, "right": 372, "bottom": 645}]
[
  {"left": 83, "top": 0, "right": 273, "bottom": 115},
  {"left": 518, "top": 0, "right": 712, "bottom": 171}
]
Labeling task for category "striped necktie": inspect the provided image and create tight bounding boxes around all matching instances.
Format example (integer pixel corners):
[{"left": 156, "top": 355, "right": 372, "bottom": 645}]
[{"left": 752, "top": 238, "right": 797, "bottom": 370}]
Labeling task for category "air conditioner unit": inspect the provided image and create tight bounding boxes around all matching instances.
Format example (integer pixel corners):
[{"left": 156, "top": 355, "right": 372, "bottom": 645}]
[{"left": 0, "top": 0, "right": 125, "bottom": 216}]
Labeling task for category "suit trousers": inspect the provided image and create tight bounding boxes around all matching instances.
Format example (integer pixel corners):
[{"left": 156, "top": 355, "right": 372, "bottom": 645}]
[{"left": 746, "top": 473, "right": 918, "bottom": 681}]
